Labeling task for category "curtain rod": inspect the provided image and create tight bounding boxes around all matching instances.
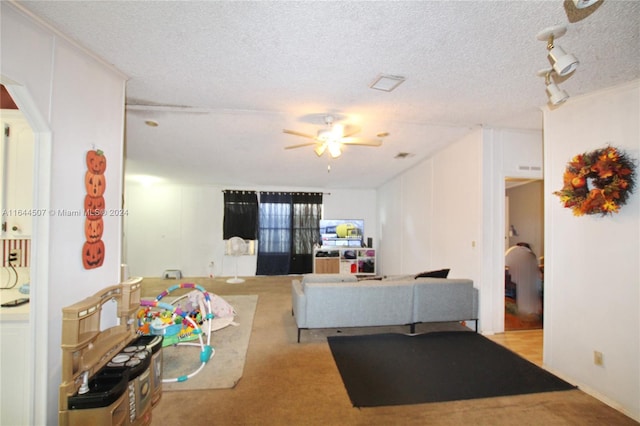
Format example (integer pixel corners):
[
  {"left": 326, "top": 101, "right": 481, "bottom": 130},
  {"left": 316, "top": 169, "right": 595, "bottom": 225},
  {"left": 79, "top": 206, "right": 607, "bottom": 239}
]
[{"left": 222, "top": 190, "right": 330, "bottom": 195}]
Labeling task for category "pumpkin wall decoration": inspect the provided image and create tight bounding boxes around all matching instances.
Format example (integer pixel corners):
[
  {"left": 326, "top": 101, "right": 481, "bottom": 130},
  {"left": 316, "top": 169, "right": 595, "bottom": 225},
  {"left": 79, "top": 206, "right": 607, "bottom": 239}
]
[
  {"left": 85, "top": 171, "right": 106, "bottom": 197},
  {"left": 85, "top": 219, "right": 104, "bottom": 243},
  {"left": 83, "top": 149, "right": 106, "bottom": 269},
  {"left": 84, "top": 194, "right": 106, "bottom": 220},
  {"left": 86, "top": 149, "right": 107, "bottom": 174},
  {"left": 82, "top": 240, "right": 105, "bottom": 269}
]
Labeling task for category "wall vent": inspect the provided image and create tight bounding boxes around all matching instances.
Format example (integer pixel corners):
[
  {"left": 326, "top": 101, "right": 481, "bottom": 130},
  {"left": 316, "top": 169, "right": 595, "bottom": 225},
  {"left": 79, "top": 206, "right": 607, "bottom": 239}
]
[{"left": 394, "top": 152, "right": 414, "bottom": 159}]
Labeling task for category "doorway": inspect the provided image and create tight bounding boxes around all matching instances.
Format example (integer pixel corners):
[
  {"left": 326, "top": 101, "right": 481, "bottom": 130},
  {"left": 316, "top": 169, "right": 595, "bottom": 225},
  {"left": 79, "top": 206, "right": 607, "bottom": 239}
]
[
  {"left": 0, "top": 80, "right": 52, "bottom": 425},
  {"left": 504, "top": 178, "right": 544, "bottom": 331}
]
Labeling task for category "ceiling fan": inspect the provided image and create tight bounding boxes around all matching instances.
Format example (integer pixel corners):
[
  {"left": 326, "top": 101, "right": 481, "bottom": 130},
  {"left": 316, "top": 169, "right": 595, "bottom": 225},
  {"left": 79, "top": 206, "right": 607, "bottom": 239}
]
[{"left": 283, "top": 115, "right": 385, "bottom": 158}]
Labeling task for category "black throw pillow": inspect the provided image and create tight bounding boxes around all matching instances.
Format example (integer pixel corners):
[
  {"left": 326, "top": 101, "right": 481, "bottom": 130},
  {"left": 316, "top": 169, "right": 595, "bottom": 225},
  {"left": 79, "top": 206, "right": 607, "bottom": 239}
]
[{"left": 414, "top": 268, "right": 450, "bottom": 279}]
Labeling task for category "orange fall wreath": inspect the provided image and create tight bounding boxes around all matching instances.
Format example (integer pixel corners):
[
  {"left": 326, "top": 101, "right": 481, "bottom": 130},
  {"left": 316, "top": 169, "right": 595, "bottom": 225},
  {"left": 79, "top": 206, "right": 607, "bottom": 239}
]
[{"left": 554, "top": 146, "right": 636, "bottom": 216}]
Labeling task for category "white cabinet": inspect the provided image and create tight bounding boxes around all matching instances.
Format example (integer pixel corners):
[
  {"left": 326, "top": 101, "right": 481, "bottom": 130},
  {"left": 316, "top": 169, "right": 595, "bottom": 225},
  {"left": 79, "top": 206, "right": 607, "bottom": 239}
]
[
  {"left": 313, "top": 247, "right": 376, "bottom": 275},
  {"left": 0, "top": 305, "right": 30, "bottom": 426}
]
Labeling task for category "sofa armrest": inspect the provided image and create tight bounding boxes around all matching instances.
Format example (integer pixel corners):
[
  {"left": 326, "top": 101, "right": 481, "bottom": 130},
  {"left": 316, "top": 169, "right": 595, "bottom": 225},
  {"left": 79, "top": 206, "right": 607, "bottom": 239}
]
[
  {"left": 472, "top": 287, "right": 479, "bottom": 319},
  {"left": 291, "top": 280, "right": 306, "bottom": 327},
  {"left": 413, "top": 278, "right": 477, "bottom": 323}
]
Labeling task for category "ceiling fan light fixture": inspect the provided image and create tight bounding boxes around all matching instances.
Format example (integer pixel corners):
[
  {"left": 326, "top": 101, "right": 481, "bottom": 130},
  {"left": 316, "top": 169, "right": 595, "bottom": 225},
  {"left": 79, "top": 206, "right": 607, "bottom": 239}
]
[
  {"left": 331, "top": 123, "right": 344, "bottom": 138},
  {"left": 369, "top": 74, "right": 406, "bottom": 92},
  {"left": 317, "top": 128, "right": 333, "bottom": 141},
  {"left": 283, "top": 114, "right": 386, "bottom": 158},
  {"left": 328, "top": 141, "right": 342, "bottom": 158}
]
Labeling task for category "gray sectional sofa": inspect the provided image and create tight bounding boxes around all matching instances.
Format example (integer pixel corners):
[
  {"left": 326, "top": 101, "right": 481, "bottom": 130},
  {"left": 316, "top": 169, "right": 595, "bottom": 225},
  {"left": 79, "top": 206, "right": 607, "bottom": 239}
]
[{"left": 291, "top": 273, "right": 479, "bottom": 342}]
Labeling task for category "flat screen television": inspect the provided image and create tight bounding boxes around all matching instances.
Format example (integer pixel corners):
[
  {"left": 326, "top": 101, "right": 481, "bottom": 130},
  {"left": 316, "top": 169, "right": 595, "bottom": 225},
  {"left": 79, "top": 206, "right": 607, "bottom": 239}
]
[{"left": 319, "top": 219, "right": 364, "bottom": 247}]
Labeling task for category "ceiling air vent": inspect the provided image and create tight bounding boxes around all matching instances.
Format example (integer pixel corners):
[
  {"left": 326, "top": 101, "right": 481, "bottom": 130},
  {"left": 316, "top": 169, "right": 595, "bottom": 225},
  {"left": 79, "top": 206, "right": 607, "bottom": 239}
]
[
  {"left": 394, "top": 152, "right": 413, "bottom": 159},
  {"left": 369, "top": 74, "right": 406, "bottom": 92}
]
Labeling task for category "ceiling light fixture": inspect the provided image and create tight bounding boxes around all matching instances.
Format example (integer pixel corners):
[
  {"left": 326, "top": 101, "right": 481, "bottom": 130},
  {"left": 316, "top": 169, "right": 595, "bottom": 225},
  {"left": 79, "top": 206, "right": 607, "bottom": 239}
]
[
  {"left": 572, "top": 0, "right": 601, "bottom": 9},
  {"left": 369, "top": 74, "right": 406, "bottom": 92},
  {"left": 537, "top": 25, "right": 579, "bottom": 77},
  {"left": 327, "top": 141, "right": 342, "bottom": 158},
  {"left": 538, "top": 68, "right": 569, "bottom": 106}
]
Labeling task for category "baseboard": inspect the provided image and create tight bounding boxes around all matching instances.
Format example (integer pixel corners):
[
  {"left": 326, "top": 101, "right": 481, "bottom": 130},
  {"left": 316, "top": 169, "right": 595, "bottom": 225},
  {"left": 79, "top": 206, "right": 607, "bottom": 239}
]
[{"left": 543, "top": 365, "right": 639, "bottom": 423}]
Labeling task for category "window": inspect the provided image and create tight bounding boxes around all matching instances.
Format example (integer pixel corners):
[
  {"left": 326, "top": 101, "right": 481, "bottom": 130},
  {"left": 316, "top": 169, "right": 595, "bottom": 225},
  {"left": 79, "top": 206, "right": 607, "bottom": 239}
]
[
  {"left": 256, "top": 192, "right": 322, "bottom": 275},
  {"left": 223, "top": 190, "right": 258, "bottom": 240}
]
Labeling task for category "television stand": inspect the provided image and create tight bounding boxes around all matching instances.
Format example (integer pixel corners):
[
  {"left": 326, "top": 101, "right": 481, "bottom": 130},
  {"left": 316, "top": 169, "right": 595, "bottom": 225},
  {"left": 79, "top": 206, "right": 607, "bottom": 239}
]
[{"left": 313, "top": 247, "right": 376, "bottom": 275}]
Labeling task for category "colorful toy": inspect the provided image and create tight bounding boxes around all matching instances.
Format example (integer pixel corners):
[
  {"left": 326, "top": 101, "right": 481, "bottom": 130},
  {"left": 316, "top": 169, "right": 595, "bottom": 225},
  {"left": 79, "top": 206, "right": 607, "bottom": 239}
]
[{"left": 138, "top": 283, "right": 215, "bottom": 383}]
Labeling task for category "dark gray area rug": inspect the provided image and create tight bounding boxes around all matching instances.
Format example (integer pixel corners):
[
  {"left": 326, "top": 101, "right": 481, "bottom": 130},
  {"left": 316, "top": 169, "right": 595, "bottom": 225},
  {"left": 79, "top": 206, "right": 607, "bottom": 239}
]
[{"left": 328, "top": 331, "right": 576, "bottom": 407}]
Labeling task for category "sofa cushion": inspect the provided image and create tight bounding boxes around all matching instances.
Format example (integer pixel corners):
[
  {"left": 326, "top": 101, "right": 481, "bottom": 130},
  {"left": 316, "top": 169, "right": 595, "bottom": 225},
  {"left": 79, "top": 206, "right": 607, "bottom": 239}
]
[
  {"left": 382, "top": 274, "right": 414, "bottom": 281},
  {"left": 301, "top": 273, "right": 358, "bottom": 290},
  {"left": 414, "top": 268, "right": 450, "bottom": 279},
  {"left": 302, "top": 274, "right": 358, "bottom": 284},
  {"left": 303, "top": 281, "right": 414, "bottom": 328}
]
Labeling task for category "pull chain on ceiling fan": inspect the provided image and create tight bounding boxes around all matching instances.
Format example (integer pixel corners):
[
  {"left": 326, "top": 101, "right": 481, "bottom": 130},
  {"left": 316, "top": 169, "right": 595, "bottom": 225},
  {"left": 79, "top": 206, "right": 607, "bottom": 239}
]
[{"left": 283, "top": 115, "right": 386, "bottom": 158}]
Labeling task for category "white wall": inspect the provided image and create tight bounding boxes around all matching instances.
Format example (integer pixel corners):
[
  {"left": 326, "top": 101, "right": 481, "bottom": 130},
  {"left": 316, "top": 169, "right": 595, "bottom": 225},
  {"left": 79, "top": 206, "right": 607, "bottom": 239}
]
[
  {"left": 377, "top": 134, "right": 480, "bottom": 270},
  {"left": 430, "top": 131, "right": 484, "bottom": 281},
  {"left": 378, "top": 127, "right": 543, "bottom": 334},
  {"left": 124, "top": 182, "right": 377, "bottom": 277},
  {"left": 1, "top": 4, "right": 126, "bottom": 424},
  {"left": 377, "top": 176, "right": 405, "bottom": 275},
  {"left": 543, "top": 81, "right": 639, "bottom": 421}
]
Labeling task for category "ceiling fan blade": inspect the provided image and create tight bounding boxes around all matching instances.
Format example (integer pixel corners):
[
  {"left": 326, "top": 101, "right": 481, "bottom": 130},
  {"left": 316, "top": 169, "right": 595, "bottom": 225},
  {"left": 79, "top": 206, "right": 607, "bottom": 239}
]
[
  {"left": 284, "top": 142, "right": 319, "bottom": 150},
  {"left": 341, "top": 137, "right": 383, "bottom": 147},
  {"left": 341, "top": 125, "right": 361, "bottom": 138},
  {"left": 283, "top": 129, "right": 317, "bottom": 139}
]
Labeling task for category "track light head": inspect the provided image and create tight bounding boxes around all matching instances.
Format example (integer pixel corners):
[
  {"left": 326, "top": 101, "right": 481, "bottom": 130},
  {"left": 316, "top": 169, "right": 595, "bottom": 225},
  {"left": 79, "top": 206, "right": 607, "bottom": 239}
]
[
  {"left": 573, "top": 0, "right": 601, "bottom": 9},
  {"left": 536, "top": 25, "right": 579, "bottom": 76},
  {"left": 549, "top": 45, "right": 579, "bottom": 76},
  {"left": 546, "top": 81, "right": 570, "bottom": 106},
  {"left": 537, "top": 68, "right": 569, "bottom": 106}
]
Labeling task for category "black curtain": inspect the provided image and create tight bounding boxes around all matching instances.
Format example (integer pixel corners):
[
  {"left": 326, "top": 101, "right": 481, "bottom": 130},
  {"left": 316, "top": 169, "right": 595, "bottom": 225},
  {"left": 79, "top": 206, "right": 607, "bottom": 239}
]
[
  {"left": 290, "top": 192, "right": 323, "bottom": 274},
  {"left": 256, "top": 192, "right": 292, "bottom": 275},
  {"left": 223, "top": 190, "right": 258, "bottom": 240}
]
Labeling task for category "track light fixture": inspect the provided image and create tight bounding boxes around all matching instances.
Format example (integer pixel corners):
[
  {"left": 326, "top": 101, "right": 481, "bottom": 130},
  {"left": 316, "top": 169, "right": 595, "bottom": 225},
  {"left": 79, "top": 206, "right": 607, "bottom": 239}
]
[
  {"left": 537, "top": 25, "right": 579, "bottom": 77},
  {"left": 572, "top": 0, "right": 601, "bottom": 9},
  {"left": 538, "top": 68, "right": 569, "bottom": 106}
]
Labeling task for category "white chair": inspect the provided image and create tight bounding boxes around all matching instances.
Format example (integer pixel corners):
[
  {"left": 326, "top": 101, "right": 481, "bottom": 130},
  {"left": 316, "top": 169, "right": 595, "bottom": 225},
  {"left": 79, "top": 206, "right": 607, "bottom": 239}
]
[{"left": 505, "top": 245, "right": 542, "bottom": 315}]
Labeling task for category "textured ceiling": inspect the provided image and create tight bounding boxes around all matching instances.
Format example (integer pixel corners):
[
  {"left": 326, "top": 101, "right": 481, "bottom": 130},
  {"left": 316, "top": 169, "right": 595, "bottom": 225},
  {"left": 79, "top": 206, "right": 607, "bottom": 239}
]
[{"left": 16, "top": 0, "right": 640, "bottom": 189}]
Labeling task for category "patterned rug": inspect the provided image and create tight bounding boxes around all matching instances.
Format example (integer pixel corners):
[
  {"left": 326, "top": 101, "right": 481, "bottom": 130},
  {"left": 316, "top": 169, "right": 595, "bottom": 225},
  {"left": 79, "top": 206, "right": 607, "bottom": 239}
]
[{"left": 161, "top": 294, "right": 258, "bottom": 391}]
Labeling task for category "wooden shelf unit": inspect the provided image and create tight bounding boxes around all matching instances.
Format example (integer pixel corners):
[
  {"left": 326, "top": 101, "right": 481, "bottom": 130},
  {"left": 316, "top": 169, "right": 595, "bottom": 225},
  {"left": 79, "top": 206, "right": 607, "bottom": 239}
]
[{"left": 313, "top": 247, "right": 376, "bottom": 275}]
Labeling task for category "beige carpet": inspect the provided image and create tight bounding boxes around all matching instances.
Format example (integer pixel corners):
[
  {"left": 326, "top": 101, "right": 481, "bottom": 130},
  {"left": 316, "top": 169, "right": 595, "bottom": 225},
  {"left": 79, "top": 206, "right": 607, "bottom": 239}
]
[
  {"left": 161, "top": 294, "right": 258, "bottom": 391},
  {"left": 143, "top": 276, "right": 637, "bottom": 425}
]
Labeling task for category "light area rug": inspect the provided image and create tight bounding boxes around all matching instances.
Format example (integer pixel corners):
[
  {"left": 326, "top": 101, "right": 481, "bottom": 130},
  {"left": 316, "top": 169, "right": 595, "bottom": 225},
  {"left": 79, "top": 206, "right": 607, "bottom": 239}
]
[{"left": 161, "top": 294, "right": 258, "bottom": 391}]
